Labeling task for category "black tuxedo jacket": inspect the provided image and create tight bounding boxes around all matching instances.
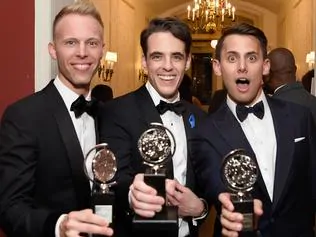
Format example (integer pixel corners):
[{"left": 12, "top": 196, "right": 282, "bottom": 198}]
[
  {"left": 98, "top": 85, "right": 207, "bottom": 237},
  {"left": 273, "top": 82, "right": 316, "bottom": 125},
  {"left": 191, "top": 97, "right": 316, "bottom": 237},
  {"left": 0, "top": 81, "right": 95, "bottom": 237}
]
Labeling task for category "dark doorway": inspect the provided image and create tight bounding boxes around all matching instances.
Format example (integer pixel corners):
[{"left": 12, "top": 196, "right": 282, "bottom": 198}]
[{"left": 191, "top": 53, "right": 212, "bottom": 105}]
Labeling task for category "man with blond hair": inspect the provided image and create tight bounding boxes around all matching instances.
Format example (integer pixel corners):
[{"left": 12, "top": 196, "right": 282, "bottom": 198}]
[{"left": 0, "top": 2, "right": 113, "bottom": 237}]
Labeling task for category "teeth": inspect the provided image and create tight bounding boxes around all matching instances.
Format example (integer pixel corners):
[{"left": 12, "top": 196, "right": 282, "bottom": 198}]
[
  {"left": 73, "top": 64, "right": 90, "bottom": 70},
  {"left": 158, "top": 75, "right": 176, "bottom": 80}
]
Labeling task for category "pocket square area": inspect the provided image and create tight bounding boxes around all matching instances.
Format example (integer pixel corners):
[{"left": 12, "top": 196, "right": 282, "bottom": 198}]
[{"left": 294, "top": 137, "right": 305, "bottom": 142}]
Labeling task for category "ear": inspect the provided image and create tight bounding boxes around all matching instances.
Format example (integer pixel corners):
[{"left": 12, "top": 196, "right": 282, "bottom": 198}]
[
  {"left": 212, "top": 59, "right": 222, "bottom": 76},
  {"left": 48, "top": 42, "right": 57, "bottom": 60},
  {"left": 185, "top": 54, "right": 192, "bottom": 71},
  {"left": 141, "top": 54, "right": 147, "bottom": 71},
  {"left": 262, "top": 58, "right": 270, "bottom": 76}
]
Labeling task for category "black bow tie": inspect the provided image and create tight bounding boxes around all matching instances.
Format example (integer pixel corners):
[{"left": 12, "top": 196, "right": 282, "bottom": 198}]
[
  {"left": 71, "top": 95, "right": 96, "bottom": 118},
  {"left": 156, "top": 100, "right": 186, "bottom": 115},
  {"left": 236, "top": 101, "right": 264, "bottom": 122}
]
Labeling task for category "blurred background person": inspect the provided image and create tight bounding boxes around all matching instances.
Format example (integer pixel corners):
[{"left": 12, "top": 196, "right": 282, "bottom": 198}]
[
  {"left": 91, "top": 84, "right": 114, "bottom": 103},
  {"left": 266, "top": 47, "right": 316, "bottom": 125}
]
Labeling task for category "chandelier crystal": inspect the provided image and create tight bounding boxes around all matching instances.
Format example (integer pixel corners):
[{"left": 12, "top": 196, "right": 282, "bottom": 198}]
[{"left": 186, "top": 0, "right": 236, "bottom": 33}]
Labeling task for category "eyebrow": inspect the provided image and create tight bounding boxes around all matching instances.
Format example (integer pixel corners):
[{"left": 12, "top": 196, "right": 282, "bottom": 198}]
[
  {"left": 148, "top": 51, "right": 185, "bottom": 57},
  {"left": 226, "top": 50, "right": 258, "bottom": 56}
]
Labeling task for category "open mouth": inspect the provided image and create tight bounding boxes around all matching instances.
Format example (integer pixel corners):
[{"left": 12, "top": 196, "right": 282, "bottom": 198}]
[
  {"left": 236, "top": 78, "right": 250, "bottom": 92},
  {"left": 236, "top": 78, "right": 250, "bottom": 85}
]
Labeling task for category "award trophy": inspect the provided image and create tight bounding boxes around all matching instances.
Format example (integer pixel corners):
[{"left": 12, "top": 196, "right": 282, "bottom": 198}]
[
  {"left": 133, "top": 123, "right": 178, "bottom": 236},
  {"left": 221, "top": 149, "right": 258, "bottom": 236},
  {"left": 84, "top": 143, "right": 117, "bottom": 229}
]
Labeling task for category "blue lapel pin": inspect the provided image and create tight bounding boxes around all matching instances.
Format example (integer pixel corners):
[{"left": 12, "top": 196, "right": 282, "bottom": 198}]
[{"left": 189, "top": 114, "right": 195, "bottom": 128}]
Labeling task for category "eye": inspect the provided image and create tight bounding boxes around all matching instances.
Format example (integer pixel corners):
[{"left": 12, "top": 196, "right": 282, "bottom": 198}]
[
  {"left": 172, "top": 54, "right": 184, "bottom": 61},
  {"left": 151, "top": 55, "right": 162, "bottom": 61},
  {"left": 88, "top": 40, "right": 100, "bottom": 47},
  {"left": 65, "top": 40, "right": 76, "bottom": 46},
  {"left": 248, "top": 55, "right": 257, "bottom": 62},
  {"left": 227, "top": 55, "right": 237, "bottom": 63}
]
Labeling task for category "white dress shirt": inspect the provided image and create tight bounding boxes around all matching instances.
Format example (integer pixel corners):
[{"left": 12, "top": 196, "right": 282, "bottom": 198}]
[
  {"left": 146, "top": 82, "right": 189, "bottom": 237},
  {"left": 226, "top": 92, "right": 277, "bottom": 201},
  {"left": 53, "top": 76, "right": 96, "bottom": 236}
]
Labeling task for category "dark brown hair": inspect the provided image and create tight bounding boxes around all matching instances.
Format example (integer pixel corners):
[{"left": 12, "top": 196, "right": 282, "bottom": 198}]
[
  {"left": 140, "top": 17, "right": 192, "bottom": 57},
  {"left": 215, "top": 23, "right": 268, "bottom": 60}
]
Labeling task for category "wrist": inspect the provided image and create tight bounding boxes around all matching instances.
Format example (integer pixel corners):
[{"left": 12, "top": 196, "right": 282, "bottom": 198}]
[{"left": 193, "top": 198, "right": 208, "bottom": 221}]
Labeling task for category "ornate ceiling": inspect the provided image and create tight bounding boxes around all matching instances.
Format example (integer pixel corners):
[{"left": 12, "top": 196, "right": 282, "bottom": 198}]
[{"left": 143, "top": 0, "right": 285, "bottom": 15}]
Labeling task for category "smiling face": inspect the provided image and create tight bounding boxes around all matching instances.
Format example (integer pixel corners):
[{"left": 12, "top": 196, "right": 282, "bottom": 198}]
[
  {"left": 48, "top": 14, "right": 104, "bottom": 95},
  {"left": 213, "top": 34, "right": 270, "bottom": 106},
  {"left": 142, "top": 32, "right": 191, "bottom": 101}
]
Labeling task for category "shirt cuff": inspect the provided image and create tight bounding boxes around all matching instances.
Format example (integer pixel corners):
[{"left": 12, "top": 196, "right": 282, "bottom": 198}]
[
  {"left": 55, "top": 214, "right": 67, "bottom": 237},
  {"left": 192, "top": 198, "right": 208, "bottom": 221}
]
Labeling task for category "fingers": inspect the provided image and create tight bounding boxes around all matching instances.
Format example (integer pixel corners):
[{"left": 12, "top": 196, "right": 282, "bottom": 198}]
[
  {"left": 219, "top": 193, "right": 234, "bottom": 212},
  {"left": 219, "top": 193, "right": 242, "bottom": 236},
  {"left": 254, "top": 199, "right": 263, "bottom": 229},
  {"left": 222, "top": 227, "right": 239, "bottom": 237},
  {"left": 130, "top": 174, "right": 165, "bottom": 217},
  {"left": 254, "top": 199, "right": 263, "bottom": 216},
  {"left": 61, "top": 209, "right": 113, "bottom": 237},
  {"left": 165, "top": 179, "right": 178, "bottom": 196}
]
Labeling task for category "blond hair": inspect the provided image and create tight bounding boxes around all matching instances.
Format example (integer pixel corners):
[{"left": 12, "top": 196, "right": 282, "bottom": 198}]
[{"left": 52, "top": 1, "right": 104, "bottom": 39}]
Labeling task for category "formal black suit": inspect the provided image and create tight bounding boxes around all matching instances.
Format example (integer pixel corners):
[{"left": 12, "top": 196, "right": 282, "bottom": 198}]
[
  {"left": 0, "top": 81, "right": 94, "bottom": 237},
  {"left": 191, "top": 96, "right": 316, "bottom": 237},
  {"left": 273, "top": 82, "right": 316, "bottom": 125},
  {"left": 98, "top": 85, "right": 207, "bottom": 237}
]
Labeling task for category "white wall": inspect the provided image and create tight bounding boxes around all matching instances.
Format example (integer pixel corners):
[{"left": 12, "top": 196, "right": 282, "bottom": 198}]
[{"left": 35, "top": 0, "right": 74, "bottom": 92}]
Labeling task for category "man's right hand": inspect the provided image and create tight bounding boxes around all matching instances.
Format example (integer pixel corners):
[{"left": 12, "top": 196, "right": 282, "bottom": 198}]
[
  {"left": 219, "top": 193, "right": 263, "bottom": 237},
  {"left": 129, "top": 173, "right": 165, "bottom": 217},
  {"left": 60, "top": 209, "right": 113, "bottom": 237}
]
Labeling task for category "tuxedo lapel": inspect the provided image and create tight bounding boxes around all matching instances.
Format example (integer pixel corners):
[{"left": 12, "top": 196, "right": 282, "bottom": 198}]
[
  {"left": 133, "top": 85, "right": 163, "bottom": 126},
  {"left": 182, "top": 104, "right": 195, "bottom": 189},
  {"left": 212, "top": 104, "right": 270, "bottom": 199},
  {"left": 212, "top": 104, "right": 255, "bottom": 155},
  {"left": 268, "top": 99, "right": 294, "bottom": 211},
  {"left": 43, "top": 82, "right": 91, "bottom": 209}
]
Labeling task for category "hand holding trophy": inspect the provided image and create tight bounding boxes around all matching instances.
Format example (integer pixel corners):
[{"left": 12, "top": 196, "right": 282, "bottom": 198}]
[
  {"left": 84, "top": 143, "right": 117, "bottom": 231},
  {"left": 133, "top": 123, "right": 178, "bottom": 236},
  {"left": 221, "top": 149, "right": 258, "bottom": 236}
]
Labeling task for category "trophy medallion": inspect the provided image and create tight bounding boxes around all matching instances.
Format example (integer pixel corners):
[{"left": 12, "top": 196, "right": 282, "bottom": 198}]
[
  {"left": 84, "top": 143, "right": 117, "bottom": 228},
  {"left": 221, "top": 149, "right": 258, "bottom": 235},
  {"left": 133, "top": 123, "right": 178, "bottom": 236}
]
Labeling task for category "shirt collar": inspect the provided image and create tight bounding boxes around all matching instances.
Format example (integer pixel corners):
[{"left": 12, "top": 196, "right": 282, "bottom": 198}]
[
  {"left": 226, "top": 90, "right": 268, "bottom": 120},
  {"left": 53, "top": 76, "right": 91, "bottom": 112},
  {"left": 145, "top": 81, "right": 180, "bottom": 106}
]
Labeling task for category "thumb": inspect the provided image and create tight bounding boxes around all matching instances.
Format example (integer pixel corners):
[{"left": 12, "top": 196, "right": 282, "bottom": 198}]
[{"left": 218, "top": 192, "right": 234, "bottom": 212}]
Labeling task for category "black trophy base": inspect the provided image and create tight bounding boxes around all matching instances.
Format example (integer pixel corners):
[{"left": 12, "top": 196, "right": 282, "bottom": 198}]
[
  {"left": 231, "top": 194, "right": 256, "bottom": 237},
  {"left": 91, "top": 191, "right": 115, "bottom": 237},
  {"left": 133, "top": 206, "right": 178, "bottom": 237},
  {"left": 144, "top": 168, "right": 166, "bottom": 198}
]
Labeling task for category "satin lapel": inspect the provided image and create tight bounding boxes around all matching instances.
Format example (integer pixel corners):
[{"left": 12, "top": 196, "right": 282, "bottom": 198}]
[
  {"left": 212, "top": 104, "right": 270, "bottom": 198},
  {"left": 182, "top": 104, "right": 194, "bottom": 189},
  {"left": 268, "top": 99, "right": 294, "bottom": 211},
  {"left": 43, "top": 82, "right": 91, "bottom": 209},
  {"left": 133, "top": 86, "right": 163, "bottom": 125},
  {"left": 94, "top": 101, "right": 101, "bottom": 143}
]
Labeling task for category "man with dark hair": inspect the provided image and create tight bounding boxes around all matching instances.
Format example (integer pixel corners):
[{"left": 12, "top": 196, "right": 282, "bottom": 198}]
[
  {"left": 99, "top": 17, "right": 208, "bottom": 237},
  {"left": 265, "top": 47, "right": 316, "bottom": 125},
  {"left": 0, "top": 2, "right": 113, "bottom": 237},
  {"left": 191, "top": 23, "right": 316, "bottom": 237}
]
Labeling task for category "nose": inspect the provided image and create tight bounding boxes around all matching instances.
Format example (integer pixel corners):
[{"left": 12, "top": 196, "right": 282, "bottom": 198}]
[
  {"left": 237, "top": 59, "right": 248, "bottom": 73},
  {"left": 77, "top": 42, "right": 87, "bottom": 58},
  {"left": 162, "top": 57, "right": 173, "bottom": 71}
]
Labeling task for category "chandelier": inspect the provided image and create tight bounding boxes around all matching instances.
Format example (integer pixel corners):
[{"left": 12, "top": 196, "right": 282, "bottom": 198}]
[{"left": 186, "top": 0, "right": 236, "bottom": 33}]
